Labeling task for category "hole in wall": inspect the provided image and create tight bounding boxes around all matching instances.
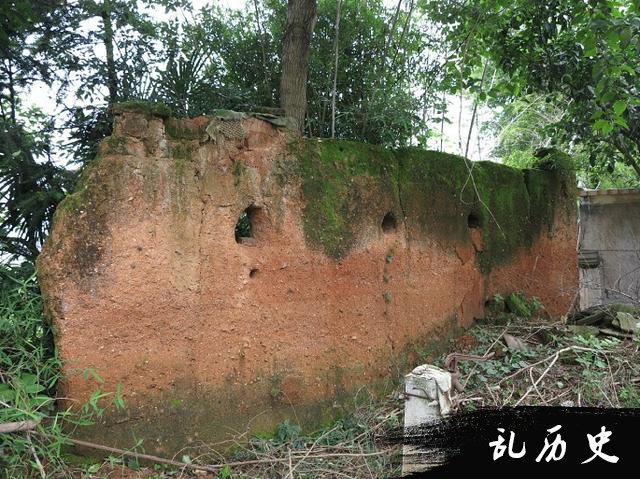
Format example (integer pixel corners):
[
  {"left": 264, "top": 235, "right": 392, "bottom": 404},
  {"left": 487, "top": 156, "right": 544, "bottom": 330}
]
[
  {"left": 235, "top": 205, "right": 262, "bottom": 243},
  {"left": 467, "top": 211, "right": 484, "bottom": 252},
  {"left": 381, "top": 212, "right": 397, "bottom": 233},
  {"left": 467, "top": 212, "right": 482, "bottom": 229},
  {"left": 249, "top": 268, "right": 259, "bottom": 278}
]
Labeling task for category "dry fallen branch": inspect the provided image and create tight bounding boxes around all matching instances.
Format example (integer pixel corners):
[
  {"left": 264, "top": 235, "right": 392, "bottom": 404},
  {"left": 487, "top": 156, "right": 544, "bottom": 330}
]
[
  {"left": 0, "top": 420, "right": 39, "bottom": 434},
  {"left": 26, "top": 431, "right": 46, "bottom": 479},
  {"left": 456, "top": 316, "right": 640, "bottom": 410},
  {"left": 285, "top": 424, "right": 340, "bottom": 478},
  {"left": 31, "top": 431, "right": 395, "bottom": 475},
  {"left": 498, "top": 346, "right": 601, "bottom": 385},
  {"left": 461, "top": 325, "right": 510, "bottom": 390},
  {"left": 514, "top": 348, "right": 562, "bottom": 406}
]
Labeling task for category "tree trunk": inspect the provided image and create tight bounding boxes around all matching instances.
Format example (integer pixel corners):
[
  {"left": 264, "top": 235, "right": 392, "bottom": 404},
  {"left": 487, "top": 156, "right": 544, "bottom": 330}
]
[
  {"left": 330, "top": 0, "right": 342, "bottom": 138},
  {"left": 6, "top": 59, "right": 17, "bottom": 123},
  {"left": 360, "top": 0, "right": 403, "bottom": 138},
  {"left": 279, "top": 0, "right": 317, "bottom": 132},
  {"left": 464, "top": 60, "right": 488, "bottom": 158},
  {"left": 101, "top": 0, "right": 118, "bottom": 106},
  {"left": 252, "top": 0, "right": 271, "bottom": 103}
]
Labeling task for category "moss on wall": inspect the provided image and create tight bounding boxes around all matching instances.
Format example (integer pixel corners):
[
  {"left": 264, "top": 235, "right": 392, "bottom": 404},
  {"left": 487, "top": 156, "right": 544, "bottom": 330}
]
[
  {"left": 165, "top": 118, "right": 203, "bottom": 140},
  {"left": 396, "top": 148, "right": 474, "bottom": 245},
  {"left": 297, "top": 139, "right": 399, "bottom": 258},
  {"left": 48, "top": 143, "right": 131, "bottom": 279},
  {"left": 294, "top": 139, "right": 574, "bottom": 273},
  {"left": 40, "top": 116, "right": 578, "bottom": 454},
  {"left": 112, "top": 100, "right": 172, "bottom": 119},
  {"left": 471, "top": 161, "right": 532, "bottom": 271}
]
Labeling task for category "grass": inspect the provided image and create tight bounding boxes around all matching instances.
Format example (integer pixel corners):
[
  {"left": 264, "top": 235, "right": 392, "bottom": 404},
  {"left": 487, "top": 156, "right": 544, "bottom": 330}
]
[
  {"left": 55, "top": 390, "right": 402, "bottom": 478},
  {"left": 0, "top": 265, "right": 122, "bottom": 478},
  {"left": 187, "top": 391, "right": 402, "bottom": 478},
  {"left": 0, "top": 264, "right": 70, "bottom": 477}
]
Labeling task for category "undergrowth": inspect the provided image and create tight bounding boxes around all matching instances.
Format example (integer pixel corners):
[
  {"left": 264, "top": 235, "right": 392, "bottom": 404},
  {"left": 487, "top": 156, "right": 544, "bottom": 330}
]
[
  {"left": 0, "top": 264, "right": 71, "bottom": 477},
  {"left": 0, "top": 265, "right": 122, "bottom": 478},
  {"left": 4, "top": 279, "right": 636, "bottom": 477},
  {"left": 449, "top": 294, "right": 640, "bottom": 410}
]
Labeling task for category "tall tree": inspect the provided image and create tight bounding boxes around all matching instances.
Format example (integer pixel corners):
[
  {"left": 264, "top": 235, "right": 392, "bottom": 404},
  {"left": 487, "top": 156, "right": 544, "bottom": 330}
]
[
  {"left": 279, "top": 0, "right": 318, "bottom": 131},
  {"left": 100, "top": 0, "right": 119, "bottom": 105},
  {"left": 67, "top": 0, "right": 184, "bottom": 164},
  {"left": 330, "top": 0, "right": 342, "bottom": 138},
  {"left": 150, "top": 0, "right": 431, "bottom": 145},
  {"left": 0, "top": 1, "right": 82, "bottom": 261}
]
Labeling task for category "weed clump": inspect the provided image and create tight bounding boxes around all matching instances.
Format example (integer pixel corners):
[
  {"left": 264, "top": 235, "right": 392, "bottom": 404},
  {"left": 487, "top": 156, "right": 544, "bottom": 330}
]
[{"left": 0, "top": 266, "right": 123, "bottom": 477}]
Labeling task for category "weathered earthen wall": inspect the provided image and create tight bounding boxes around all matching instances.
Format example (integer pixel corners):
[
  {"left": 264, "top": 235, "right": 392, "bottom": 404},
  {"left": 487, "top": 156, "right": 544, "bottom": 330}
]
[{"left": 37, "top": 106, "right": 578, "bottom": 454}]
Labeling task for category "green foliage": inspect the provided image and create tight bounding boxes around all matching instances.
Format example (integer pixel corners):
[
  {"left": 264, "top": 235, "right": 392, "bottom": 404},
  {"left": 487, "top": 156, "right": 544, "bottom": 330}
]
[
  {"left": 459, "top": 327, "right": 540, "bottom": 389},
  {"left": 424, "top": 0, "right": 640, "bottom": 182},
  {"left": 0, "top": 0, "right": 83, "bottom": 103},
  {"left": 2, "top": 0, "right": 441, "bottom": 263},
  {"left": 0, "top": 266, "right": 65, "bottom": 476},
  {"left": 0, "top": 265, "right": 125, "bottom": 476},
  {"left": 64, "top": 0, "right": 189, "bottom": 165},
  {"left": 235, "top": 393, "right": 400, "bottom": 477},
  {"left": 234, "top": 211, "right": 252, "bottom": 241},
  {"left": 0, "top": 266, "right": 57, "bottom": 396},
  {"left": 217, "top": 464, "right": 232, "bottom": 479},
  {"left": 150, "top": 0, "right": 432, "bottom": 146},
  {"left": 618, "top": 385, "right": 640, "bottom": 407},
  {"left": 576, "top": 153, "right": 640, "bottom": 189},
  {"left": 0, "top": 107, "right": 74, "bottom": 262},
  {"left": 572, "top": 335, "right": 621, "bottom": 405},
  {"left": 505, "top": 292, "right": 532, "bottom": 318},
  {"left": 459, "top": 311, "right": 638, "bottom": 409},
  {"left": 485, "top": 94, "right": 638, "bottom": 187},
  {"left": 484, "top": 292, "right": 543, "bottom": 320},
  {"left": 306, "top": 0, "right": 430, "bottom": 145},
  {"left": 274, "top": 419, "right": 302, "bottom": 446},
  {"left": 487, "top": 95, "right": 565, "bottom": 160}
]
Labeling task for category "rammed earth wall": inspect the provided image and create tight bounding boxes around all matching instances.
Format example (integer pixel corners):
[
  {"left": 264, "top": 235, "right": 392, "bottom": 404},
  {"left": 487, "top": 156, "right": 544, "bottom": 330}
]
[{"left": 37, "top": 105, "right": 578, "bottom": 454}]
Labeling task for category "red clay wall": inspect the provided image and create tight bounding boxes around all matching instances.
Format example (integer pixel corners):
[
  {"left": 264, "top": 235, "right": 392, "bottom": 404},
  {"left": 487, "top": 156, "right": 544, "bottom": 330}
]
[{"left": 37, "top": 108, "right": 578, "bottom": 453}]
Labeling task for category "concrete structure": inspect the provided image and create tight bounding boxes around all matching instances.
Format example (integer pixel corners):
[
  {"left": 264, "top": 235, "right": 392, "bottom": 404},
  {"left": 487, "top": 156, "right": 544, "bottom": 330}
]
[
  {"left": 579, "top": 189, "right": 640, "bottom": 309},
  {"left": 402, "top": 365, "right": 452, "bottom": 474},
  {"left": 37, "top": 105, "right": 578, "bottom": 454}
]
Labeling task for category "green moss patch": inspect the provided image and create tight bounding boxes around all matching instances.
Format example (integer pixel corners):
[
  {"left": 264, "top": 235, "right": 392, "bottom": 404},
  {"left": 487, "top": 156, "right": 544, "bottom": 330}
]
[
  {"left": 112, "top": 100, "right": 172, "bottom": 119},
  {"left": 50, "top": 129, "right": 574, "bottom": 279},
  {"left": 505, "top": 292, "right": 532, "bottom": 318},
  {"left": 293, "top": 140, "right": 574, "bottom": 272},
  {"left": 396, "top": 148, "right": 474, "bottom": 244},
  {"left": 165, "top": 118, "right": 203, "bottom": 140},
  {"left": 296, "top": 139, "right": 399, "bottom": 258}
]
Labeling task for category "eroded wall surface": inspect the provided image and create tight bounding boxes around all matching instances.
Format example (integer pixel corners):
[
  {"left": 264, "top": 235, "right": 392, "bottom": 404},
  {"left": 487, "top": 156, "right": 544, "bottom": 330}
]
[{"left": 37, "top": 106, "right": 578, "bottom": 453}]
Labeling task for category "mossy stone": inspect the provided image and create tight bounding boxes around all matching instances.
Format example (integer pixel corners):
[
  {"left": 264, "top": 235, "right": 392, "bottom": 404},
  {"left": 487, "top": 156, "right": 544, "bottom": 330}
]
[{"left": 505, "top": 292, "right": 532, "bottom": 318}]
